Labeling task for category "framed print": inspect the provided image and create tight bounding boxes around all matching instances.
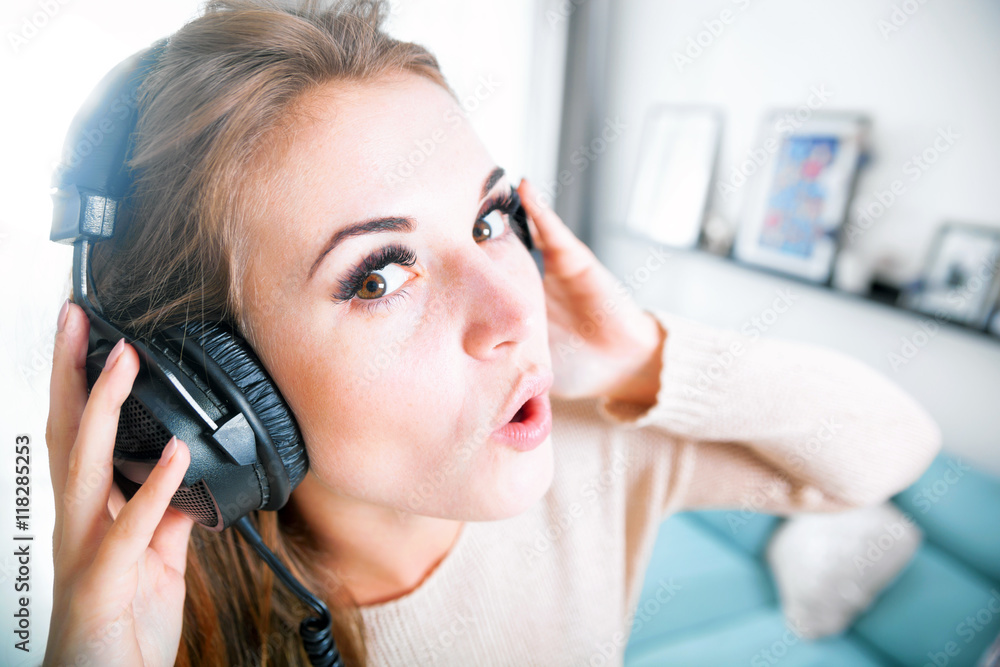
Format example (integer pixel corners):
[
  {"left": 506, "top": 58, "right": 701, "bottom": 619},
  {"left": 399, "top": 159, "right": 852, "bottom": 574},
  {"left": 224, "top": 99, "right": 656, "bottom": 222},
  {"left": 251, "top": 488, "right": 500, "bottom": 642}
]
[
  {"left": 901, "top": 222, "right": 1000, "bottom": 329},
  {"left": 624, "top": 105, "right": 722, "bottom": 248},
  {"left": 988, "top": 299, "right": 1000, "bottom": 337},
  {"left": 732, "top": 112, "right": 870, "bottom": 284}
]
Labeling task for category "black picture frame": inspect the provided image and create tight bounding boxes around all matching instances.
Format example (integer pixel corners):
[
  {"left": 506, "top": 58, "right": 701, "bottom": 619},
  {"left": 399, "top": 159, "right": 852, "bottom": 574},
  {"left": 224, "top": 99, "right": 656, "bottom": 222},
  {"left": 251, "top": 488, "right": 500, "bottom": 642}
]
[{"left": 900, "top": 222, "right": 1000, "bottom": 330}]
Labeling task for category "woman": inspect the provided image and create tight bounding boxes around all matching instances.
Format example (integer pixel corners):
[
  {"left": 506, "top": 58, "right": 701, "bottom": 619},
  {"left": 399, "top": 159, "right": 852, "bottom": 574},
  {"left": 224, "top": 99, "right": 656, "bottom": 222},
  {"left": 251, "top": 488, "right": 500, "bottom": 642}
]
[{"left": 42, "top": 0, "right": 943, "bottom": 665}]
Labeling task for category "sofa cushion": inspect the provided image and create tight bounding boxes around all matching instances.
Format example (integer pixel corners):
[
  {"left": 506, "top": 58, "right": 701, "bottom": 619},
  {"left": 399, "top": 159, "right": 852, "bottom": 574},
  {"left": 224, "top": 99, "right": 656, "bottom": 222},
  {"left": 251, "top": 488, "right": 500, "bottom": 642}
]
[
  {"left": 689, "top": 508, "right": 783, "bottom": 557},
  {"left": 851, "top": 541, "right": 1000, "bottom": 667},
  {"left": 625, "top": 607, "right": 887, "bottom": 667},
  {"left": 893, "top": 452, "right": 1000, "bottom": 582},
  {"left": 627, "top": 513, "right": 776, "bottom": 650}
]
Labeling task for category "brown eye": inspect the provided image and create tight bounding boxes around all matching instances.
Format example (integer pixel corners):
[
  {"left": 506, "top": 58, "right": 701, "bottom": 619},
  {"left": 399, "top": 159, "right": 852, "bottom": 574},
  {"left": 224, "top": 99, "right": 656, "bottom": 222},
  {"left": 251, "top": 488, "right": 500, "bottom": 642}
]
[
  {"left": 356, "top": 273, "right": 387, "bottom": 299},
  {"left": 473, "top": 209, "right": 508, "bottom": 243},
  {"left": 354, "top": 263, "right": 409, "bottom": 300}
]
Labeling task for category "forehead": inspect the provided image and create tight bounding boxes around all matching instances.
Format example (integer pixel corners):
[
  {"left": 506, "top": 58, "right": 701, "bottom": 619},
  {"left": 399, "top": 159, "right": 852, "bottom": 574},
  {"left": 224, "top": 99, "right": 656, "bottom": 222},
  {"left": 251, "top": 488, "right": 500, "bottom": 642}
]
[
  {"left": 289, "top": 74, "right": 469, "bottom": 179},
  {"left": 242, "top": 72, "right": 492, "bottom": 287}
]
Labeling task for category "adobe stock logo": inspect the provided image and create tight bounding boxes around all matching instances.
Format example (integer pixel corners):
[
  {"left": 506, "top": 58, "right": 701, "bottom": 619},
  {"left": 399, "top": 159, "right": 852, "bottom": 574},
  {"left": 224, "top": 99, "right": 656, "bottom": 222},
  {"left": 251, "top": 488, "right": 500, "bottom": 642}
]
[
  {"left": 533, "top": 116, "right": 627, "bottom": 209},
  {"left": 717, "top": 85, "right": 833, "bottom": 201},
  {"left": 671, "top": 0, "right": 758, "bottom": 73},
  {"left": 7, "top": 0, "right": 74, "bottom": 53},
  {"left": 877, "top": 0, "right": 932, "bottom": 39},
  {"left": 383, "top": 74, "right": 501, "bottom": 187}
]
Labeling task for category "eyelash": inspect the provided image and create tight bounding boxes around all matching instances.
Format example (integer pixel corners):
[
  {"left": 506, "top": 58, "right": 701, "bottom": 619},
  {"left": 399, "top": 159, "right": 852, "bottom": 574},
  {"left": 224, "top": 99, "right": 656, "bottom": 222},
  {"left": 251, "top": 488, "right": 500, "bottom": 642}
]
[{"left": 332, "top": 187, "right": 522, "bottom": 315}]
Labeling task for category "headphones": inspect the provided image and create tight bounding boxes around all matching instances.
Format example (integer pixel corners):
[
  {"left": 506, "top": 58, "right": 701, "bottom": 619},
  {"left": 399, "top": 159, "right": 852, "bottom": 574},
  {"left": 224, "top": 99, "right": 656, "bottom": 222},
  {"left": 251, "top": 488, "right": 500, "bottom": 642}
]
[{"left": 50, "top": 36, "right": 544, "bottom": 667}]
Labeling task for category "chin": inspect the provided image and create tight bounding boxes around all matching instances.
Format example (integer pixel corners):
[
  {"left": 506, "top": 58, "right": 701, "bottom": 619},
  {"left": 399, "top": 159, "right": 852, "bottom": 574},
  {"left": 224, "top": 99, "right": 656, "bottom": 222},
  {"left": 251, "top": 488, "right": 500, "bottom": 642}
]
[{"left": 482, "top": 434, "right": 555, "bottom": 521}]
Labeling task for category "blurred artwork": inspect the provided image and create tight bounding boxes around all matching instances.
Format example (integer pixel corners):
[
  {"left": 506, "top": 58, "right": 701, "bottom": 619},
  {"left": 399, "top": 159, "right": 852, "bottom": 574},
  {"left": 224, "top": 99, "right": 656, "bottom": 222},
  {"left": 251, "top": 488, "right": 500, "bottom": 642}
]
[
  {"left": 733, "top": 112, "right": 870, "bottom": 283},
  {"left": 758, "top": 136, "right": 840, "bottom": 259}
]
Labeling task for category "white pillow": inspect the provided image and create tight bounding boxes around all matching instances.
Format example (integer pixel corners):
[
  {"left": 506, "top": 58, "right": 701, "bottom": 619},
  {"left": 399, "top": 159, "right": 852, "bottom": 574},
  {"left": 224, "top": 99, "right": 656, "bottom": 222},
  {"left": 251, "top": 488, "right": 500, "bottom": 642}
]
[
  {"left": 765, "top": 501, "right": 923, "bottom": 639},
  {"left": 979, "top": 630, "right": 1000, "bottom": 667}
]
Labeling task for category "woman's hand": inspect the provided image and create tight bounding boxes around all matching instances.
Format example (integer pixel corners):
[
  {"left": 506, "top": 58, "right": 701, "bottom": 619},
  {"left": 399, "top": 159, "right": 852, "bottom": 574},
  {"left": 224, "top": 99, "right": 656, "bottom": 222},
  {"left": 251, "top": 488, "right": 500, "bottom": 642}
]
[
  {"left": 517, "top": 178, "right": 666, "bottom": 405},
  {"left": 43, "top": 301, "right": 194, "bottom": 667}
]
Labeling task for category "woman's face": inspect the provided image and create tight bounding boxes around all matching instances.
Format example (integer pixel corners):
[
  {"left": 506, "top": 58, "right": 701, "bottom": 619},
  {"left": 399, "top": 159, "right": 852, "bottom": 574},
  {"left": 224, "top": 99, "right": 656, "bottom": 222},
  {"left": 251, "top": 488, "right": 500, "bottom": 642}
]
[{"left": 242, "top": 72, "right": 554, "bottom": 522}]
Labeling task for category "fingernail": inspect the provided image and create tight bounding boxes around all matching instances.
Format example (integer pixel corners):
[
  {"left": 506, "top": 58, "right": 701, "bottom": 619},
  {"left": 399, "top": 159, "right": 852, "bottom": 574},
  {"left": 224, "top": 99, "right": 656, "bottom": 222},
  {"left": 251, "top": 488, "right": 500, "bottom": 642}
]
[
  {"left": 158, "top": 436, "right": 179, "bottom": 467},
  {"left": 104, "top": 338, "right": 126, "bottom": 372},
  {"left": 57, "top": 298, "right": 69, "bottom": 333}
]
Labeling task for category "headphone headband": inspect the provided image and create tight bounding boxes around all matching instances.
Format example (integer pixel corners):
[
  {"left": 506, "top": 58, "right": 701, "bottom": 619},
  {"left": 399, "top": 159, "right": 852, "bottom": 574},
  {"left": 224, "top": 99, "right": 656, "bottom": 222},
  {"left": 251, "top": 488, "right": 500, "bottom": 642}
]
[{"left": 50, "top": 38, "right": 169, "bottom": 245}]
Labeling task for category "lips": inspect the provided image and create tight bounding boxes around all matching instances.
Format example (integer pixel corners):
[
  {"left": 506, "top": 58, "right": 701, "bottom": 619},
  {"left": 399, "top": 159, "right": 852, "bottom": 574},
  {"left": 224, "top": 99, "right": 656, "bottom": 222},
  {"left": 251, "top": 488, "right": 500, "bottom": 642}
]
[
  {"left": 496, "top": 371, "right": 554, "bottom": 428},
  {"left": 492, "top": 371, "right": 554, "bottom": 452}
]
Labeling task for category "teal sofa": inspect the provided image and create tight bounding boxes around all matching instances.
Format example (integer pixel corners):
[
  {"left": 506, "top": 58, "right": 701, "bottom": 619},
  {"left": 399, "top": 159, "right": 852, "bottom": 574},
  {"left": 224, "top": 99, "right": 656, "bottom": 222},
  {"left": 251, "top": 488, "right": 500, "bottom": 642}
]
[{"left": 624, "top": 451, "right": 1000, "bottom": 666}]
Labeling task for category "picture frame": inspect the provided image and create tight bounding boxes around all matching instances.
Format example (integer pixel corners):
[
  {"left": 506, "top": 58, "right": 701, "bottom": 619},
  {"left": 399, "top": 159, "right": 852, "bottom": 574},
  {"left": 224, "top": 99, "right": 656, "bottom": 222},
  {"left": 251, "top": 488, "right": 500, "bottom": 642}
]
[
  {"left": 988, "top": 299, "right": 1000, "bottom": 338},
  {"left": 731, "top": 111, "right": 870, "bottom": 284},
  {"left": 624, "top": 105, "right": 722, "bottom": 249},
  {"left": 900, "top": 222, "right": 1000, "bottom": 330}
]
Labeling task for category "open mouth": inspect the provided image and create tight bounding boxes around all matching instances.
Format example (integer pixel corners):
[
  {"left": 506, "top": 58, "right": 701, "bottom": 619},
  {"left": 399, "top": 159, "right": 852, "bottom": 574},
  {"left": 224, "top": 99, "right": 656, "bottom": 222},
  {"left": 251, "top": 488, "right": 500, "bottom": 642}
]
[
  {"left": 511, "top": 402, "right": 529, "bottom": 423},
  {"left": 492, "top": 393, "right": 553, "bottom": 451}
]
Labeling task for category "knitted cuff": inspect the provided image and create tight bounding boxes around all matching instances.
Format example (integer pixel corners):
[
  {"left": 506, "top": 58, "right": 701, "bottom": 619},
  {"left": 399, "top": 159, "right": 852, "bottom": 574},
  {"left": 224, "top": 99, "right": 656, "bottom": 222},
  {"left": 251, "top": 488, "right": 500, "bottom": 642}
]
[{"left": 595, "top": 307, "right": 736, "bottom": 432}]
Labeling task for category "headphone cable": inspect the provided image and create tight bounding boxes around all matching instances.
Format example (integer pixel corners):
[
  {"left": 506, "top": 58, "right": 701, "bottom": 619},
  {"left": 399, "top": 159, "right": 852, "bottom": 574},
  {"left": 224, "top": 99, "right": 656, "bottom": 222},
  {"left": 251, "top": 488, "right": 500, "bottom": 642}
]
[{"left": 234, "top": 516, "right": 344, "bottom": 667}]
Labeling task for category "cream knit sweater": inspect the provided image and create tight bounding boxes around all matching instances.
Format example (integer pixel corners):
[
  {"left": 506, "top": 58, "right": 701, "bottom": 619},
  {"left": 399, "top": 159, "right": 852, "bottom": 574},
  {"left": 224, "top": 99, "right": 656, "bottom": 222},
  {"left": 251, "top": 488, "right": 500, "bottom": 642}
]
[{"left": 357, "top": 307, "right": 944, "bottom": 666}]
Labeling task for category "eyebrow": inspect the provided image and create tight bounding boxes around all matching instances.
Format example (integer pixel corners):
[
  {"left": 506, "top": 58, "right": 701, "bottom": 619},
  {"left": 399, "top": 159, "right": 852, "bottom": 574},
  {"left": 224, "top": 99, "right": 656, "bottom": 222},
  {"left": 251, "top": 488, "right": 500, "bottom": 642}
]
[{"left": 306, "top": 166, "right": 506, "bottom": 282}]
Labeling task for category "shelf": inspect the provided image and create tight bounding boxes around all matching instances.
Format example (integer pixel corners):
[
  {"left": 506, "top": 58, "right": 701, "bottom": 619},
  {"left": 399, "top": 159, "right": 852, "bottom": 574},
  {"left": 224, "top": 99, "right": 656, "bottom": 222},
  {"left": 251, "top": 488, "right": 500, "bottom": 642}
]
[{"left": 591, "top": 227, "right": 1000, "bottom": 477}]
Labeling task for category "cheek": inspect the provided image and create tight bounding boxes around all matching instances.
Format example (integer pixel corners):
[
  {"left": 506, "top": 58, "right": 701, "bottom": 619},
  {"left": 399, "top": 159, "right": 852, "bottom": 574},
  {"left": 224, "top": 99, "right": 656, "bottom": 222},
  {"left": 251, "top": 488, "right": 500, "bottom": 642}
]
[{"left": 279, "top": 319, "right": 469, "bottom": 494}]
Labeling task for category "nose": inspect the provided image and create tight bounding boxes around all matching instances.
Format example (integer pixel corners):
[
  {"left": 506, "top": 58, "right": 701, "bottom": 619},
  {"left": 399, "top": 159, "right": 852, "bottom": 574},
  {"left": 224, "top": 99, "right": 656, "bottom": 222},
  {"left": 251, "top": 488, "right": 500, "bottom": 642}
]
[{"left": 460, "top": 251, "right": 537, "bottom": 360}]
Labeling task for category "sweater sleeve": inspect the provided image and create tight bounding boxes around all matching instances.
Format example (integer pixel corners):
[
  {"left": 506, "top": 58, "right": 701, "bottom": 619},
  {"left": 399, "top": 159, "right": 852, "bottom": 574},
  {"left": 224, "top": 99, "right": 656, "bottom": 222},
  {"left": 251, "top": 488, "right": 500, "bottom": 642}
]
[{"left": 595, "top": 307, "right": 944, "bottom": 515}]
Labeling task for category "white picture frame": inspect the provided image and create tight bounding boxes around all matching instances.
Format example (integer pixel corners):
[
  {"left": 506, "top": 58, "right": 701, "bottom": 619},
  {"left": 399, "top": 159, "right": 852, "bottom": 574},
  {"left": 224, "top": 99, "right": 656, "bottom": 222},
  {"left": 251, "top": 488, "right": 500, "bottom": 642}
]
[
  {"left": 732, "top": 112, "right": 870, "bottom": 284},
  {"left": 624, "top": 105, "right": 722, "bottom": 249}
]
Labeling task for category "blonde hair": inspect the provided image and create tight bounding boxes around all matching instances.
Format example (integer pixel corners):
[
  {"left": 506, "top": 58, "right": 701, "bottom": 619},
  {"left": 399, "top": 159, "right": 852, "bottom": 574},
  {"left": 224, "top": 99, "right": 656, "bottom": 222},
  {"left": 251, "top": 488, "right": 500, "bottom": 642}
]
[{"left": 87, "top": 0, "right": 455, "bottom": 663}]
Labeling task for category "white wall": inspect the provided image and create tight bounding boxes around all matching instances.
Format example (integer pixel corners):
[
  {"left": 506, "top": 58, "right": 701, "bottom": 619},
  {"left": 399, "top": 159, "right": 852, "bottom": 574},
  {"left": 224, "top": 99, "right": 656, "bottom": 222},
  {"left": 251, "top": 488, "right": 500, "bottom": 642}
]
[
  {"left": 592, "top": 0, "right": 1000, "bottom": 286},
  {"left": 386, "top": 0, "right": 566, "bottom": 187}
]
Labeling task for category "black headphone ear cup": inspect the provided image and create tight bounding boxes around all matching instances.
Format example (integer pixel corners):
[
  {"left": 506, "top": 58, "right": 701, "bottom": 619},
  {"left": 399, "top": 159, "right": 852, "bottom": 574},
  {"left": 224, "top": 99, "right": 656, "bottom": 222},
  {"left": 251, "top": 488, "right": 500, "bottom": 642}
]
[{"left": 179, "top": 320, "right": 309, "bottom": 492}]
